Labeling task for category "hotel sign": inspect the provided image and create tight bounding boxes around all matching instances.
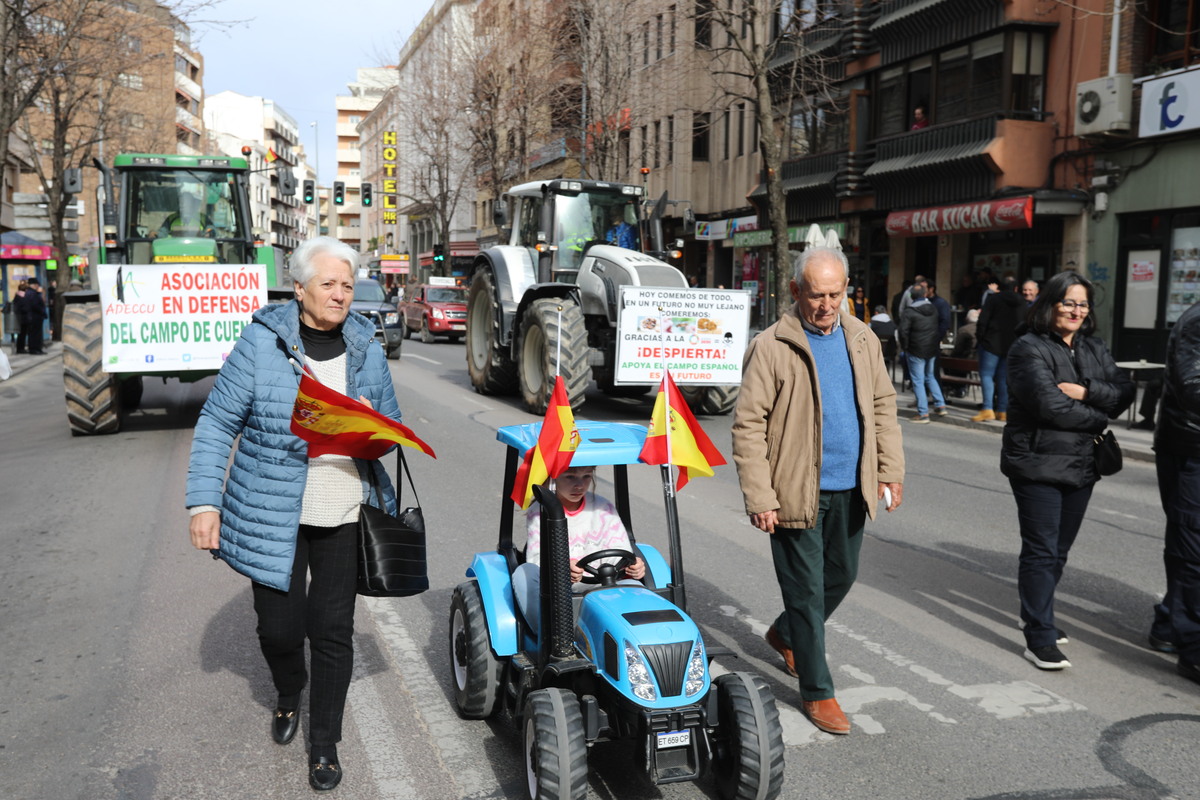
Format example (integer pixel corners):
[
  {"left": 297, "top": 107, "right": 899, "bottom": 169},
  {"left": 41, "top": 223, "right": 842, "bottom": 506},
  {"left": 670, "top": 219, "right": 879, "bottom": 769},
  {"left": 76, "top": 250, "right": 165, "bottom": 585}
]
[{"left": 381, "top": 131, "right": 397, "bottom": 225}]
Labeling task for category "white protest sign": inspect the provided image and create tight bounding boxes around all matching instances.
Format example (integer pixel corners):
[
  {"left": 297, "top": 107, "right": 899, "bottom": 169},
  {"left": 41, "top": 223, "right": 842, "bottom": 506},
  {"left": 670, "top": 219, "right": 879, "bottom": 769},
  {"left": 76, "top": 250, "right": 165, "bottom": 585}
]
[
  {"left": 97, "top": 263, "right": 266, "bottom": 373},
  {"left": 615, "top": 286, "right": 751, "bottom": 385}
]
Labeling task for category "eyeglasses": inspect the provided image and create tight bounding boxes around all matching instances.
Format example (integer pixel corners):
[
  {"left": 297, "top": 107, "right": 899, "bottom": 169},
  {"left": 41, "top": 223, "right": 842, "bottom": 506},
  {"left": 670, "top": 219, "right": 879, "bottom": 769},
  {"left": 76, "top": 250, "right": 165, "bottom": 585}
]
[{"left": 1058, "top": 300, "right": 1091, "bottom": 312}]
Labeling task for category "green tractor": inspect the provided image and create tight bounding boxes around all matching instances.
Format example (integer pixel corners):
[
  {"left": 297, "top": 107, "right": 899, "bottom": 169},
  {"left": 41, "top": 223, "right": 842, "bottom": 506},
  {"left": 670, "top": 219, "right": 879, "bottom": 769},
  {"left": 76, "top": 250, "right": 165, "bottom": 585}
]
[{"left": 61, "top": 153, "right": 293, "bottom": 434}]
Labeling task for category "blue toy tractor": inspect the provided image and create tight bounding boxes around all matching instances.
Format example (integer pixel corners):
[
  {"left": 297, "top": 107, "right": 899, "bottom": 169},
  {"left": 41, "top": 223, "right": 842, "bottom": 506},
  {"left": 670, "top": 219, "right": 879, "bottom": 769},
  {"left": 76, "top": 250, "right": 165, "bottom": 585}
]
[{"left": 448, "top": 419, "right": 785, "bottom": 800}]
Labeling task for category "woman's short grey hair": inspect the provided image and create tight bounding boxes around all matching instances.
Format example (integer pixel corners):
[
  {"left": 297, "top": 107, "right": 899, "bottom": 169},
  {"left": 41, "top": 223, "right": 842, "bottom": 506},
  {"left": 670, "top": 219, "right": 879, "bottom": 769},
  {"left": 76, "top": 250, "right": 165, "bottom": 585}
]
[
  {"left": 794, "top": 245, "right": 850, "bottom": 284},
  {"left": 290, "top": 236, "right": 358, "bottom": 285}
]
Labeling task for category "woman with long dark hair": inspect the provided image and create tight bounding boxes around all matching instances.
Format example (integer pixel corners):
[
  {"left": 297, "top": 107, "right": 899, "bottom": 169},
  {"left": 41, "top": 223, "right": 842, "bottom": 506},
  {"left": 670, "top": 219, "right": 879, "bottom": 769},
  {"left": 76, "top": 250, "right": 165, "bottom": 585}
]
[{"left": 1001, "top": 271, "right": 1133, "bottom": 670}]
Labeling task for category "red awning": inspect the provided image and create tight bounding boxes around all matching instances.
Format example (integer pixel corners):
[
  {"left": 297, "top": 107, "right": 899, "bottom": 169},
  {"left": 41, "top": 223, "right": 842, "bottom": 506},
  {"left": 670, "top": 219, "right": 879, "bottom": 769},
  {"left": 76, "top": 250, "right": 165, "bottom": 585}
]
[{"left": 885, "top": 196, "right": 1034, "bottom": 237}]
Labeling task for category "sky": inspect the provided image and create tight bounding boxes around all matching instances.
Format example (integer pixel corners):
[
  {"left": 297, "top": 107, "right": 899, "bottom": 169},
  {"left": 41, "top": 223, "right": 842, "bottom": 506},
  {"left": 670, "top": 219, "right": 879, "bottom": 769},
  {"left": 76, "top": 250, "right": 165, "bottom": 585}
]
[{"left": 193, "top": 0, "right": 430, "bottom": 185}]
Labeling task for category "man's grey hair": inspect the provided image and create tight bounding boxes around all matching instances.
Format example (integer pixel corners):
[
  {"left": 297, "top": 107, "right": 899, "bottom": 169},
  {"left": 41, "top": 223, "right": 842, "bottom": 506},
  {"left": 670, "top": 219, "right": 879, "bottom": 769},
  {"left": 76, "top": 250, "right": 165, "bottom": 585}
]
[
  {"left": 794, "top": 245, "right": 849, "bottom": 284},
  {"left": 290, "top": 236, "right": 359, "bottom": 285}
]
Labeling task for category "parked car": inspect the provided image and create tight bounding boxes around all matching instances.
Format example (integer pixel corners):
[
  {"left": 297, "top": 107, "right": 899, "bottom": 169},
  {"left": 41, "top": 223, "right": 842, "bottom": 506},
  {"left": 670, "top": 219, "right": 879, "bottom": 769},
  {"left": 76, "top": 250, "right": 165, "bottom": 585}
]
[
  {"left": 352, "top": 278, "right": 403, "bottom": 359},
  {"left": 401, "top": 283, "right": 467, "bottom": 343}
]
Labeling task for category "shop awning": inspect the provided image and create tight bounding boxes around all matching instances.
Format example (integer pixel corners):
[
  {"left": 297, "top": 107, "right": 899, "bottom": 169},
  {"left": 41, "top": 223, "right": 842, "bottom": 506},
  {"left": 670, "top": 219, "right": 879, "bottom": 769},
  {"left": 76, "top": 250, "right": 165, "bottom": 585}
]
[
  {"left": 747, "top": 169, "right": 838, "bottom": 199},
  {"left": 885, "top": 196, "right": 1034, "bottom": 237},
  {"left": 0, "top": 231, "right": 54, "bottom": 260},
  {"left": 864, "top": 137, "right": 993, "bottom": 180}
]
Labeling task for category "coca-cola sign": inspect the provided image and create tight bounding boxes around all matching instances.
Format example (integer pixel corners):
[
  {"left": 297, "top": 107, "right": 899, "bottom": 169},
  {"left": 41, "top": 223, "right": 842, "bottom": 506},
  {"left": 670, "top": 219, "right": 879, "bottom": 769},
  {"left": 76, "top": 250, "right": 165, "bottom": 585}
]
[{"left": 886, "top": 196, "right": 1034, "bottom": 237}]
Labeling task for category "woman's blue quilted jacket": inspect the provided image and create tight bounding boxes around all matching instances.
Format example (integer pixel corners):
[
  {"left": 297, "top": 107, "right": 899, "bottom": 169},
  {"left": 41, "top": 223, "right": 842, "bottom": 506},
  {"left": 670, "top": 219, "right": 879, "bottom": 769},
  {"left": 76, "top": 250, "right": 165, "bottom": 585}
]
[{"left": 186, "top": 300, "right": 401, "bottom": 591}]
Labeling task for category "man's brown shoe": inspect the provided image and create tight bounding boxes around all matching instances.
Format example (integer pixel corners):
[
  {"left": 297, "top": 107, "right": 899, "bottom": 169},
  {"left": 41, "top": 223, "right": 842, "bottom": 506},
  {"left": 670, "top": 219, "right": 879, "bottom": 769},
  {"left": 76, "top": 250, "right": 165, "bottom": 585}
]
[
  {"left": 764, "top": 625, "right": 798, "bottom": 678},
  {"left": 802, "top": 698, "right": 851, "bottom": 735}
]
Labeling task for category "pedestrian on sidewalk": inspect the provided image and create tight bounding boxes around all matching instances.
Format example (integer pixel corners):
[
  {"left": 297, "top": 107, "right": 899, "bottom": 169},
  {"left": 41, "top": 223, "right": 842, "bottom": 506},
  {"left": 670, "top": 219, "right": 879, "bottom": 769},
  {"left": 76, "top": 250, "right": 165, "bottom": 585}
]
[
  {"left": 12, "top": 280, "right": 29, "bottom": 353},
  {"left": 23, "top": 279, "right": 47, "bottom": 355},
  {"left": 899, "top": 284, "right": 947, "bottom": 423},
  {"left": 1148, "top": 300, "right": 1200, "bottom": 685},
  {"left": 1001, "top": 271, "right": 1133, "bottom": 671},
  {"left": 973, "top": 276, "right": 1023, "bottom": 422},
  {"left": 186, "top": 236, "right": 404, "bottom": 791},
  {"left": 732, "top": 245, "right": 905, "bottom": 736}
]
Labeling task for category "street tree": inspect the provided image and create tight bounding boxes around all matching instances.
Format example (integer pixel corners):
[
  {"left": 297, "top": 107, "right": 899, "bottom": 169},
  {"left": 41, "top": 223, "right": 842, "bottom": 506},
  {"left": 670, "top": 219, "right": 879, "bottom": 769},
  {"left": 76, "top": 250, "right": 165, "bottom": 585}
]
[{"left": 693, "top": 0, "right": 841, "bottom": 321}]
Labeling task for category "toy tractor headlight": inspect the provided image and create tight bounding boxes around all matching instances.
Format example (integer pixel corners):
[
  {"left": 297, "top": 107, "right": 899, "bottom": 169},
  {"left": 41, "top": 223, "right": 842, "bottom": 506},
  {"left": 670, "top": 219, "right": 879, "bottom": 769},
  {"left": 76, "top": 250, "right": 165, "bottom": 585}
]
[
  {"left": 684, "top": 641, "right": 706, "bottom": 697},
  {"left": 624, "top": 641, "right": 657, "bottom": 702}
]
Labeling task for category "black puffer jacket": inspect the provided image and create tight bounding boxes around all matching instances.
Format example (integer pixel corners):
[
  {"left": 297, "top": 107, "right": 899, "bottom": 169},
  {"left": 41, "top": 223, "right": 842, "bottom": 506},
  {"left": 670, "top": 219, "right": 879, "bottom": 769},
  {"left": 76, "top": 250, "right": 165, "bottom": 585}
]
[
  {"left": 899, "top": 301, "right": 940, "bottom": 359},
  {"left": 1156, "top": 301, "right": 1200, "bottom": 457},
  {"left": 1001, "top": 329, "right": 1134, "bottom": 487},
  {"left": 976, "top": 289, "right": 1024, "bottom": 356}
]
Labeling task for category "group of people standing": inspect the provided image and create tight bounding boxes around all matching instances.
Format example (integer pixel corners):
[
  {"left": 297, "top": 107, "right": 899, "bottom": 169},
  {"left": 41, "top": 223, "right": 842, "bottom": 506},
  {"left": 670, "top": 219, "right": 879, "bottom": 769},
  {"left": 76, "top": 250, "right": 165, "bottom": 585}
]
[{"left": 6, "top": 278, "right": 47, "bottom": 355}]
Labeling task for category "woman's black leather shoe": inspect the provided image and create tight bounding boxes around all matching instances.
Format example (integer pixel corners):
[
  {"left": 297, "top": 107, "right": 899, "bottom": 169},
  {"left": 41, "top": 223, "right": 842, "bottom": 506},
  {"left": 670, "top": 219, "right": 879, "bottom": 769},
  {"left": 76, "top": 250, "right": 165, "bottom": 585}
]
[
  {"left": 272, "top": 706, "right": 300, "bottom": 745},
  {"left": 309, "top": 757, "right": 342, "bottom": 791}
]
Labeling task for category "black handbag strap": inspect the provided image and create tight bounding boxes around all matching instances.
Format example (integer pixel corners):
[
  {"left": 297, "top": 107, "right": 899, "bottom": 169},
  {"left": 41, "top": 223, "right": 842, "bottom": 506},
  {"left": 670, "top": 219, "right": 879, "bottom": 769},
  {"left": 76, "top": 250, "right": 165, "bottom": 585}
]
[{"left": 366, "top": 447, "right": 421, "bottom": 508}]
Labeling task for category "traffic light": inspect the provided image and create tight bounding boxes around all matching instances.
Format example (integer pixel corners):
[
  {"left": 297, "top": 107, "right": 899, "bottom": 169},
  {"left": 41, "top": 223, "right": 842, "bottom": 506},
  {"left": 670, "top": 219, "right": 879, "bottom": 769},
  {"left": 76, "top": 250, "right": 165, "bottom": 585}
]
[
  {"left": 333, "top": 181, "right": 345, "bottom": 205},
  {"left": 361, "top": 182, "right": 373, "bottom": 207},
  {"left": 432, "top": 243, "right": 445, "bottom": 263},
  {"left": 303, "top": 180, "right": 315, "bottom": 204}
]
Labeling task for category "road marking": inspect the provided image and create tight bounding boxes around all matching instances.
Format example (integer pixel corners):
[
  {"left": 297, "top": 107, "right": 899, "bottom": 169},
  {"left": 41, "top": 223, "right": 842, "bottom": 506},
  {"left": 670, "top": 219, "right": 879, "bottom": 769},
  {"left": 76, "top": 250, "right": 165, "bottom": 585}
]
[
  {"left": 364, "top": 596, "right": 497, "bottom": 799},
  {"left": 348, "top": 649, "right": 418, "bottom": 799},
  {"left": 405, "top": 354, "right": 442, "bottom": 365},
  {"left": 1093, "top": 506, "right": 1143, "bottom": 521}
]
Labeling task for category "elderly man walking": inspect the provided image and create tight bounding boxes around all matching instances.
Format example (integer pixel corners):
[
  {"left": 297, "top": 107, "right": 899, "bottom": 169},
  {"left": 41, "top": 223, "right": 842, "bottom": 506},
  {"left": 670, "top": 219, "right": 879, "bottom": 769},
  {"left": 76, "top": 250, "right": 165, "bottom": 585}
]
[{"left": 732, "top": 246, "right": 905, "bottom": 735}]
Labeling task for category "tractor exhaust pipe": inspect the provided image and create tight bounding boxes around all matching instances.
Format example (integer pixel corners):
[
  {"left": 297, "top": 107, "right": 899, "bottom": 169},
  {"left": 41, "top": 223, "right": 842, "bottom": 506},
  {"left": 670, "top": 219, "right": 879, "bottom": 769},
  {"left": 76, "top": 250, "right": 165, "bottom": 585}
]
[{"left": 532, "top": 484, "right": 575, "bottom": 663}]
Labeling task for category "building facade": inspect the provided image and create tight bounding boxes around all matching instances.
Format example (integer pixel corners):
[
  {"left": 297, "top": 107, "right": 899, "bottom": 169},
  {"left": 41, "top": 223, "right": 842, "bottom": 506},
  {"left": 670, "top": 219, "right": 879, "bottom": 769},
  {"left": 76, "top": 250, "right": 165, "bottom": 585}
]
[{"left": 334, "top": 67, "right": 399, "bottom": 254}]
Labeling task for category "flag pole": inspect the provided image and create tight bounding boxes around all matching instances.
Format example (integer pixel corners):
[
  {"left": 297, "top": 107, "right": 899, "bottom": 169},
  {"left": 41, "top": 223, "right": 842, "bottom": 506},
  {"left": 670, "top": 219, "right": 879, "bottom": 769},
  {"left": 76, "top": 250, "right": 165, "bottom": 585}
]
[
  {"left": 555, "top": 305, "right": 562, "bottom": 377},
  {"left": 657, "top": 305, "right": 674, "bottom": 498}
]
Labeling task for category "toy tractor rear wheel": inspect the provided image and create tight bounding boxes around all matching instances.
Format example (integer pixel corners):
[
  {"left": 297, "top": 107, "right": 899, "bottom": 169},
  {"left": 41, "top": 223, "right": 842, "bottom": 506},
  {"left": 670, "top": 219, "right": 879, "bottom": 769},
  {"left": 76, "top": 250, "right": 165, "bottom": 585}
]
[
  {"left": 681, "top": 384, "right": 740, "bottom": 416},
  {"left": 63, "top": 302, "right": 121, "bottom": 435},
  {"left": 710, "top": 672, "right": 785, "bottom": 800},
  {"left": 466, "top": 268, "right": 519, "bottom": 395},
  {"left": 517, "top": 297, "right": 591, "bottom": 414},
  {"left": 522, "top": 687, "right": 587, "bottom": 800},
  {"left": 449, "top": 582, "right": 502, "bottom": 719}
]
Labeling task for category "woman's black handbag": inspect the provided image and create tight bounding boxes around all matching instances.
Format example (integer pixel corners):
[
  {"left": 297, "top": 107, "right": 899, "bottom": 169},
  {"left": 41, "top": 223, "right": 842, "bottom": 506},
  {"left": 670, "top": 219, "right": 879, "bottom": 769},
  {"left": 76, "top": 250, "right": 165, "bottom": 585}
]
[
  {"left": 357, "top": 447, "right": 428, "bottom": 597},
  {"left": 1094, "top": 429, "right": 1123, "bottom": 476}
]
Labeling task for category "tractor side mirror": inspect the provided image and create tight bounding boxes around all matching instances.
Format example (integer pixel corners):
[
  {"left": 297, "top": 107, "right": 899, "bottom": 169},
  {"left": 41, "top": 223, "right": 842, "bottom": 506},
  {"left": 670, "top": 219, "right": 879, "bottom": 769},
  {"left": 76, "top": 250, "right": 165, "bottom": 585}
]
[
  {"left": 493, "top": 204, "right": 508, "bottom": 227},
  {"left": 62, "top": 168, "right": 83, "bottom": 195}
]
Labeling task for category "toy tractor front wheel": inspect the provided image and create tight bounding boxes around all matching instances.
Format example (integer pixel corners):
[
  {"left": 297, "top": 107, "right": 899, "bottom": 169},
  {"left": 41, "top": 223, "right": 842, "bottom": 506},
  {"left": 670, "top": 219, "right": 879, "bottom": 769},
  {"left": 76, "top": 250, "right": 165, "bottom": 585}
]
[
  {"left": 449, "top": 582, "right": 502, "bottom": 719},
  {"left": 710, "top": 672, "right": 785, "bottom": 800},
  {"left": 522, "top": 687, "right": 587, "bottom": 800}
]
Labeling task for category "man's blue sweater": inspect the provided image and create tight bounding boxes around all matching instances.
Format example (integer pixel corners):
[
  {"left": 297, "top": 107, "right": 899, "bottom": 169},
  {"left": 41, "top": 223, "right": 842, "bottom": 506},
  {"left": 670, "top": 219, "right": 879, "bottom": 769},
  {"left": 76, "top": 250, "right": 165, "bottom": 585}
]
[{"left": 807, "top": 328, "right": 860, "bottom": 491}]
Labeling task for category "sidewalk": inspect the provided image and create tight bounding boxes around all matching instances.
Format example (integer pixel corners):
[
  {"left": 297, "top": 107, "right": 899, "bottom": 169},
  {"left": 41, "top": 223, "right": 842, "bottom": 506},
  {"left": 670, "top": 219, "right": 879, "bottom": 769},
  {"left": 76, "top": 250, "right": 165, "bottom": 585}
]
[
  {"left": 1, "top": 340, "right": 61, "bottom": 381},
  {"left": 894, "top": 380, "right": 1156, "bottom": 464}
]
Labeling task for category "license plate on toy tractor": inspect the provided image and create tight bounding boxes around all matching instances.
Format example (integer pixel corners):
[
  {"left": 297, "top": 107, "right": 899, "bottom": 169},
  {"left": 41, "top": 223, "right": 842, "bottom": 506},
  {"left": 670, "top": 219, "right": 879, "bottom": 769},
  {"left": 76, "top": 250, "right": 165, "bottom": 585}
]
[{"left": 656, "top": 730, "right": 691, "bottom": 749}]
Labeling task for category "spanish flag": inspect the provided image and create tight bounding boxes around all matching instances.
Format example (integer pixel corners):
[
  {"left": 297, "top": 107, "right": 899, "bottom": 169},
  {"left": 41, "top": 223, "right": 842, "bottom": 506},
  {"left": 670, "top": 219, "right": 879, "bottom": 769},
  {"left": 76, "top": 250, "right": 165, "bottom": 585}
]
[
  {"left": 291, "top": 368, "right": 435, "bottom": 460},
  {"left": 510, "top": 375, "right": 578, "bottom": 508},
  {"left": 265, "top": 148, "right": 278, "bottom": 163},
  {"left": 639, "top": 371, "right": 726, "bottom": 490}
]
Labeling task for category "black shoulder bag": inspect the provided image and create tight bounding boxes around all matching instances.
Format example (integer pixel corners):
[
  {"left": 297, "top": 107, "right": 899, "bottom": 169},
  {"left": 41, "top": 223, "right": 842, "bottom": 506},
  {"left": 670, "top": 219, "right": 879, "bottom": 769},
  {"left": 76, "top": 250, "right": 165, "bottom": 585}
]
[
  {"left": 1094, "top": 429, "right": 1123, "bottom": 476},
  {"left": 357, "top": 448, "right": 428, "bottom": 597}
]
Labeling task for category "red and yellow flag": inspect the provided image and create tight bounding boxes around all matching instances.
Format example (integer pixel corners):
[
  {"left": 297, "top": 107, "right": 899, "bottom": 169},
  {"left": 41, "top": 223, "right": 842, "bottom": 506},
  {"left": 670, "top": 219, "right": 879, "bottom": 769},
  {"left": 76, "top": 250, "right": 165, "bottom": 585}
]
[
  {"left": 291, "top": 369, "right": 435, "bottom": 460},
  {"left": 639, "top": 371, "right": 726, "bottom": 490},
  {"left": 265, "top": 148, "right": 279, "bottom": 163},
  {"left": 510, "top": 376, "right": 579, "bottom": 509}
]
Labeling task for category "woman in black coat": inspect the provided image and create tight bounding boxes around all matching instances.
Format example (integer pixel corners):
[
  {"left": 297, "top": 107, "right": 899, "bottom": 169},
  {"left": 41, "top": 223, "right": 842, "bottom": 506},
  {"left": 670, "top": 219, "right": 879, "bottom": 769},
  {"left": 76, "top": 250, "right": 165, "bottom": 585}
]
[{"left": 1001, "top": 271, "right": 1133, "bottom": 670}]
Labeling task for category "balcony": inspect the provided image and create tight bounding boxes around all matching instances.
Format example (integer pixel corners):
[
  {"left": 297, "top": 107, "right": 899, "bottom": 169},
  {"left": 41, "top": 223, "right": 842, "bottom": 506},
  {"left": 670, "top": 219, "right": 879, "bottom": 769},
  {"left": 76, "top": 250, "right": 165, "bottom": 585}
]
[
  {"left": 174, "top": 70, "right": 201, "bottom": 102},
  {"left": 870, "top": 0, "right": 1004, "bottom": 64},
  {"left": 749, "top": 151, "right": 840, "bottom": 222}
]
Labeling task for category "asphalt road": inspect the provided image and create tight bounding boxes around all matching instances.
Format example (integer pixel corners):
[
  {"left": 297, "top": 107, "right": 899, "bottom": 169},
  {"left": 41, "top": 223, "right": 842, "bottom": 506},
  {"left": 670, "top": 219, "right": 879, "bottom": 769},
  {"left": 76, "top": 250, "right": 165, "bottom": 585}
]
[{"left": 1, "top": 339, "right": 1196, "bottom": 800}]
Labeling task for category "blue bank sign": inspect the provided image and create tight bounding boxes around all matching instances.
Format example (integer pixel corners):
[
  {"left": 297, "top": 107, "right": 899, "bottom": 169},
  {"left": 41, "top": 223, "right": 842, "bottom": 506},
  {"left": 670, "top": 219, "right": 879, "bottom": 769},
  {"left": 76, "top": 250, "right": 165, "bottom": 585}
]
[{"left": 1139, "top": 69, "right": 1200, "bottom": 138}]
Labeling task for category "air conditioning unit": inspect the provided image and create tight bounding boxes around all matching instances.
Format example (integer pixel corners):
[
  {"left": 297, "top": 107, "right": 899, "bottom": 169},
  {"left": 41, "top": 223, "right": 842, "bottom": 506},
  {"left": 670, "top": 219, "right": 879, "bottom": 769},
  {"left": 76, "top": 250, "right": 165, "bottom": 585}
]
[{"left": 1076, "top": 74, "right": 1133, "bottom": 137}]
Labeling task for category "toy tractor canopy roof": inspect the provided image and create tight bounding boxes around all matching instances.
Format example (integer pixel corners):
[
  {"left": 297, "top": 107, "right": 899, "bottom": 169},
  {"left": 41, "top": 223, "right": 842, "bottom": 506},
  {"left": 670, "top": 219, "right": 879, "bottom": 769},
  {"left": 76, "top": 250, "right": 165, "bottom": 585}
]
[{"left": 497, "top": 420, "right": 647, "bottom": 467}]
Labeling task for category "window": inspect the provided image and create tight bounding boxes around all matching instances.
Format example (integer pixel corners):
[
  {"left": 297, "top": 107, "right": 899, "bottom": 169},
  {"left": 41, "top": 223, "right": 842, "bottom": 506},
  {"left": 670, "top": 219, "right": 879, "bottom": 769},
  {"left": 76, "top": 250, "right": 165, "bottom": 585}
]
[
  {"left": 639, "top": 125, "right": 648, "bottom": 167},
  {"left": 969, "top": 34, "right": 1004, "bottom": 115},
  {"left": 666, "top": 116, "right": 674, "bottom": 164},
  {"left": 126, "top": 36, "right": 141, "bottom": 53},
  {"left": 1011, "top": 31, "right": 1046, "bottom": 114},
  {"left": 118, "top": 72, "right": 143, "bottom": 90},
  {"left": 936, "top": 45, "right": 970, "bottom": 122},
  {"left": 643, "top": 21, "right": 650, "bottom": 66},
  {"left": 121, "top": 112, "right": 145, "bottom": 129},
  {"left": 693, "top": 112, "right": 710, "bottom": 161},
  {"left": 1148, "top": 0, "right": 1200, "bottom": 70},
  {"left": 876, "top": 66, "right": 906, "bottom": 137},
  {"left": 348, "top": 115, "right": 361, "bottom": 124},
  {"left": 654, "top": 120, "right": 662, "bottom": 168},
  {"left": 619, "top": 129, "right": 631, "bottom": 175},
  {"left": 695, "top": 0, "right": 712, "bottom": 48},
  {"left": 27, "top": 14, "right": 66, "bottom": 36},
  {"left": 656, "top": 14, "right": 663, "bottom": 61},
  {"left": 669, "top": 6, "right": 676, "bottom": 53},
  {"left": 737, "top": 103, "right": 746, "bottom": 156}
]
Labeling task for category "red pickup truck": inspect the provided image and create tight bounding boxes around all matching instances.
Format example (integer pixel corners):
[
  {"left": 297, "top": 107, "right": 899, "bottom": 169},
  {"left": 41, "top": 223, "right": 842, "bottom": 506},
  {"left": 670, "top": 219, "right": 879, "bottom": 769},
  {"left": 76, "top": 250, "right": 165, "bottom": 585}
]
[{"left": 400, "top": 283, "right": 468, "bottom": 343}]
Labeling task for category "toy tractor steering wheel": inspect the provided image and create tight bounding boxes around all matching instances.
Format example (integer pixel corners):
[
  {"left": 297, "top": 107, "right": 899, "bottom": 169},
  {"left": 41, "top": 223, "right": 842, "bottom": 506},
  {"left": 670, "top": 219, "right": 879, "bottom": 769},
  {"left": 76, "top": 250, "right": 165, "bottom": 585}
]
[{"left": 575, "top": 549, "right": 638, "bottom": 587}]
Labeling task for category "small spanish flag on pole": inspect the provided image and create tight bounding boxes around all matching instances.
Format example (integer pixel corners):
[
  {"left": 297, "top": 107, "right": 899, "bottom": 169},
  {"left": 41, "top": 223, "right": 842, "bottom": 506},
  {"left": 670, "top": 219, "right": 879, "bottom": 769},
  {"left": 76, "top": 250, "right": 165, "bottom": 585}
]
[
  {"left": 639, "top": 370, "right": 725, "bottom": 491},
  {"left": 265, "top": 148, "right": 279, "bottom": 163},
  {"left": 291, "top": 368, "right": 435, "bottom": 460},
  {"left": 510, "top": 375, "right": 578, "bottom": 508}
]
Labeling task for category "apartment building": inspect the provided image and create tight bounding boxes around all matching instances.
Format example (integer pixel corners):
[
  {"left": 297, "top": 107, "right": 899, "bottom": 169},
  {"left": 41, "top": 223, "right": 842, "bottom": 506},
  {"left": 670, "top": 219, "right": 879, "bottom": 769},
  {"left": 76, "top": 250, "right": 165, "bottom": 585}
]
[
  {"left": 334, "top": 68, "right": 399, "bottom": 254},
  {"left": 204, "top": 91, "right": 306, "bottom": 253}
]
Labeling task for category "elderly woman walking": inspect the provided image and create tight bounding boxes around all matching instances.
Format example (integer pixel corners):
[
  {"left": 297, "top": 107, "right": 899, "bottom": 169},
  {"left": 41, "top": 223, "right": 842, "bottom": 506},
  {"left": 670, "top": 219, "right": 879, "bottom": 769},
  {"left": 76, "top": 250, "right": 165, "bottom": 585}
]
[{"left": 187, "top": 236, "right": 402, "bottom": 790}]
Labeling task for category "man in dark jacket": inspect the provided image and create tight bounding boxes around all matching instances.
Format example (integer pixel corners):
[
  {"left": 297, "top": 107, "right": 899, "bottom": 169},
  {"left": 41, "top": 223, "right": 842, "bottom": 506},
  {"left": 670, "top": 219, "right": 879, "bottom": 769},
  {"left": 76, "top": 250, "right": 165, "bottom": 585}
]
[
  {"left": 1151, "top": 301, "right": 1200, "bottom": 684},
  {"left": 899, "top": 284, "right": 946, "bottom": 422},
  {"left": 23, "top": 279, "right": 47, "bottom": 355},
  {"left": 972, "top": 277, "right": 1024, "bottom": 422}
]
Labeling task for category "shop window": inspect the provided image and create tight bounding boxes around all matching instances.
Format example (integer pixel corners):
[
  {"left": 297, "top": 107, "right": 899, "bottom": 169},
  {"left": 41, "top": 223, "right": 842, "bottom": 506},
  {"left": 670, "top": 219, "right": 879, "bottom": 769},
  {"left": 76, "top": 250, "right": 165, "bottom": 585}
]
[{"left": 1148, "top": 0, "right": 1200, "bottom": 70}]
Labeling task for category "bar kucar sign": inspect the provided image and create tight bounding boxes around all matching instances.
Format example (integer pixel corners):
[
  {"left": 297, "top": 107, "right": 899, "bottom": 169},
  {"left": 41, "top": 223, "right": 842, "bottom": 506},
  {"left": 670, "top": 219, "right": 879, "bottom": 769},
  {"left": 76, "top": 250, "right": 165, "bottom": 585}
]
[
  {"left": 615, "top": 287, "right": 751, "bottom": 385},
  {"left": 98, "top": 264, "right": 266, "bottom": 372}
]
